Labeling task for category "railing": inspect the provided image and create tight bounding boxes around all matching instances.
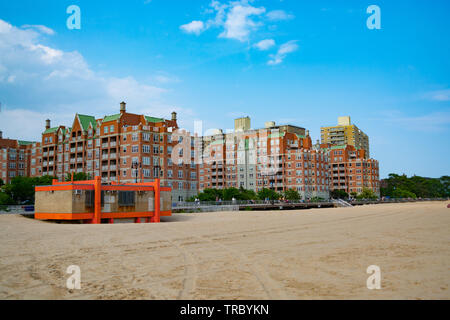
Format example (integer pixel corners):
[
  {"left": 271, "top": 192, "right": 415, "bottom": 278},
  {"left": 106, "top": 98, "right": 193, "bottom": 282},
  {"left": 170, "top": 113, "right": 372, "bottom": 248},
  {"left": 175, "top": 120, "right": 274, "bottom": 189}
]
[
  {"left": 173, "top": 198, "right": 449, "bottom": 210},
  {"left": 0, "top": 205, "right": 35, "bottom": 214}
]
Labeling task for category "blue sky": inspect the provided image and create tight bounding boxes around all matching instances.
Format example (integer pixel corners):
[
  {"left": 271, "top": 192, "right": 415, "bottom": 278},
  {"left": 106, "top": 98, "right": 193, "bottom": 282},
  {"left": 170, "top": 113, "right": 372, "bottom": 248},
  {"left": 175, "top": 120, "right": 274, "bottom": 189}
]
[{"left": 0, "top": 0, "right": 449, "bottom": 178}]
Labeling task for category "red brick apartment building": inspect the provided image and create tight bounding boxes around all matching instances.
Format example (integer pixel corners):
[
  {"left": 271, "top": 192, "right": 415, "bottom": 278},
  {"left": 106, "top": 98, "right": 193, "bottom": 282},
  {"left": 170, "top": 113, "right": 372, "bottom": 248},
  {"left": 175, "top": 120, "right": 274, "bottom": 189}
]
[
  {"left": 198, "top": 120, "right": 331, "bottom": 200},
  {"left": 0, "top": 131, "right": 33, "bottom": 184},
  {"left": 28, "top": 102, "right": 198, "bottom": 201},
  {"left": 320, "top": 144, "right": 380, "bottom": 196}
]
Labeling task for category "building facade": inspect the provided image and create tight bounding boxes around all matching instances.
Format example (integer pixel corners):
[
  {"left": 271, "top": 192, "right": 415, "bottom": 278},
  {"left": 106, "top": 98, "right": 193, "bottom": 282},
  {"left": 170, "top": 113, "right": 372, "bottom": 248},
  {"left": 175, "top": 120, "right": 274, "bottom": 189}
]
[
  {"left": 0, "top": 131, "right": 33, "bottom": 184},
  {"left": 198, "top": 119, "right": 330, "bottom": 200},
  {"left": 28, "top": 102, "right": 198, "bottom": 202},
  {"left": 320, "top": 144, "right": 380, "bottom": 196},
  {"left": 320, "top": 116, "right": 370, "bottom": 158}
]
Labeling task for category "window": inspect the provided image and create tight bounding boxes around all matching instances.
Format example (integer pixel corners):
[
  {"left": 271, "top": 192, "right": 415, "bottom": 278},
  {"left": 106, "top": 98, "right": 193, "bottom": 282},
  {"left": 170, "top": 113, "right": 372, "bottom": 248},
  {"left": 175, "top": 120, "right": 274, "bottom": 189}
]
[
  {"left": 143, "top": 145, "right": 150, "bottom": 153},
  {"left": 110, "top": 125, "right": 114, "bottom": 133},
  {"left": 143, "top": 169, "right": 151, "bottom": 178},
  {"left": 104, "top": 127, "right": 108, "bottom": 134},
  {"left": 132, "top": 146, "right": 139, "bottom": 153},
  {"left": 118, "top": 191, "right": 135, "bottom": 206}
]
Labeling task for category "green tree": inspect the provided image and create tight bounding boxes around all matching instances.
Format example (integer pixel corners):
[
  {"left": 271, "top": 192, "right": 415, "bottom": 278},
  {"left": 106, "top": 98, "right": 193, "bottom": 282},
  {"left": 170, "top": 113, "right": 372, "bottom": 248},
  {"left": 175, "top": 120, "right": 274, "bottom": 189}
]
[
  {"left": 0, "top": 192, "right": 14, "bottom": 205},
  {"left": 238, "top": 187, "right": 257, "bottom": 201},
  {"left": 356, "top": 188, "right": 379, "bottom": 200},
  {"left": 331, "top": 189, "right": 349, "bottom": 199},
  {"left": 282, "top": 189, "right": 301, "bottom": 201},
  {"left": 3, "top": 175, "right": 57, "bottom": 204},
  {"left": 257, "top": 188, "right": 280, "bottom": 201},
  {"left": 222, "top": 187, "right": 241, "bottom": 201},
  {"left": 392, "top": 188, "right": 416, "bottom": 199},
  {"left": 0, "top": 178, "right": 4, "bottom": 187},
  {"left": 381, "top": 173, "right": 449, "bottom": 198},
  {"left": 65, "top": 172, "right": 91, "bottom": 182}
]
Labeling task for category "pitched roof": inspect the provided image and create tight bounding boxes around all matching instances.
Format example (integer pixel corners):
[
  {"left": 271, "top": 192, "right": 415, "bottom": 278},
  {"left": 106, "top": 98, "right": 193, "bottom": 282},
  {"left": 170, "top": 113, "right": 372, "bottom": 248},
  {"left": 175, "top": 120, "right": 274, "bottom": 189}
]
[
  {"left": 330, "top": 145, "right": 348, "bottom": 150},
  {"left": 145, "top": 116, "right": 165, "bottom": 123},
  {"left": 102, "top": 114, "right": 121, "bottom": 123},
  {"left": 77, "top": 114, "right": 97, "bottom": 131},
  {"left": 43, "top": 127, "right": 59, "bottom": 134},
  {"left": 269, "top": 132, "right": 286, "bottom": 138},
  {"left": 18, "top": 140, "right": 34, "bottom": 146}
]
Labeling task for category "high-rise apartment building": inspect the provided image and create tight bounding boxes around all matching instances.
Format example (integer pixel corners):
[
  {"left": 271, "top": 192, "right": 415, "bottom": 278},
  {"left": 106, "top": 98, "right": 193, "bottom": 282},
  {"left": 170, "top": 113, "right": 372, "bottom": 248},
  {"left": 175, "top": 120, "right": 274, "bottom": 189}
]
[
  {"left": 28, "top": 102, "right": 198, "bottom": 202},
  {"left": 0, "top": 131, "right": 33, "bottom": 184},
  {"left": 320, "top": 116, "right": 370, "bottom": 158},
  {"left": 198, "top": 119, "right": 330, "bottom": 200},
  {"left": 320, "top": 144, "right": 380, "bottom": 196}
]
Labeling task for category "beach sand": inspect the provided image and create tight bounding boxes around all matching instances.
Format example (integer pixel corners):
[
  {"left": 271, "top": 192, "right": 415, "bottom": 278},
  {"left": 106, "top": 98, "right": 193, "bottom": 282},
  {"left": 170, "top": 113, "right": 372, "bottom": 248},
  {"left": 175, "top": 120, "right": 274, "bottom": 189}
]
[{"left": 0, "top": 201, "right": 449, "bottom": 300}]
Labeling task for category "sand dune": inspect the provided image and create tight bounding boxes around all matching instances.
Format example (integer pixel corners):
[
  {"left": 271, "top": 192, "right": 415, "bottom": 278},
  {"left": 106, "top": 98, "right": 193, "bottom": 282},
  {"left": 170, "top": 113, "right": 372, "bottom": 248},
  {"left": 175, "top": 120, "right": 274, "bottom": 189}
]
[{"left": 0, "top": 201, "right": 449, "bottom": 300}]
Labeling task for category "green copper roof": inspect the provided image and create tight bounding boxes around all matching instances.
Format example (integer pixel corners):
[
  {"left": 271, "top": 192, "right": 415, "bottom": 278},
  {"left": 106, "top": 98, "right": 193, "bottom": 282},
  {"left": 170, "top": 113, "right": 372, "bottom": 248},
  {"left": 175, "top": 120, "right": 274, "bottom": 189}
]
[
  {"left": 102, "top": 114, "right": 121, "bottom": 123},
  {"left": 77, "top": 114, "right": 97, "bottom": 131},
  {"left": 145, "top": 116, "right": 165, "bottom": 123},
  {"left": 43, "top": 127, "right": 59, "bottom": 134},
  {"left": 268, "top": 132, "right": 286, "bottom": 138},
  {"left": 210, "top": 140, "right": 224, "bottom": 146},
  {"left": 295, "top": 134, "right": 306, "bottom": 139},
  {"left": 18, "top": 140, "right": 34, "bottom": 146},
  {"left": 330, "top": 145, "right": 348, "bottom": 150}
]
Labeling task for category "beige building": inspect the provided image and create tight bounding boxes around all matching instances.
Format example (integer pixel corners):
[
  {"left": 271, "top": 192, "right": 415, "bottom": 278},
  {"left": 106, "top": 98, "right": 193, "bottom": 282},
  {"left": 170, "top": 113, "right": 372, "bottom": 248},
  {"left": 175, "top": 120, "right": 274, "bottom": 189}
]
[
  {"left": 198, "top": 118, "right": 330, "bottom": 200},
  {"left": 320, "top": 116, "right": 370, "bottom": 158}
]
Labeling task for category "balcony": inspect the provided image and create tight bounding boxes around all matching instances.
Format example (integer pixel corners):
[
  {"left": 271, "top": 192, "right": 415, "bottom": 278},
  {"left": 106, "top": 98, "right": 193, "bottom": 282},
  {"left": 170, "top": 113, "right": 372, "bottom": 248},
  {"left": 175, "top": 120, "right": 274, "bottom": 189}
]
[
  {"left": 102, "top": 143, "right": 108, "bottom": 148},
  {"left": 76, "top": 168, "right": 83, "bottom": 173},
  {"left": 77, "top": 158, "right": 83, "bottom": 163},
  {"left": 70, "top": 159, "right": 75, "bottom": 164},
  {"left": 102, "top": 166, "right": 109, "bottom": 171},
  {"left": 110, "top": 153, "right": 117, "bottom": 159},
  {"left": 110, "top": 142, "right": 116, "bottom": 147},
  {"left": 77, "top": 147, "right": 83, "bottom": 152},
  {"left": 49, "top": 151, "right": 54, "bottom": 156},
  {"left": 102, "top": 154, "right": 109, "bottom": 160},
  {"left": 70, "top": 148, "right": 76, "bottom": 153},
  {"left": 110, "top": 165, "right": 117, "bottom": 171}
]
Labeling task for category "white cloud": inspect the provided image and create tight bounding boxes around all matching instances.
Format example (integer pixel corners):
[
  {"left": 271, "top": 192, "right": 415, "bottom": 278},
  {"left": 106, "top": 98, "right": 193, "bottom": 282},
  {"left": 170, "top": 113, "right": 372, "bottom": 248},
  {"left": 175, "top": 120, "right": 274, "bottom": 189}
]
[
  {"left": 266, "top": 10, "right": 294, "bottom": 21},
  {"left": 180, "top": 20, "right": 205, "bottom": 35},
  {"left": 254, "top": 39, "right": 275, "bottom": 51},
  {"left": 0, "top": 19, "right": 185, "bottom": 140},
  {"left": 380, "top": 111, "right": 450, "bottom": 132},
  {"left": 181, "top": 1, "right": 292, "bottom": 43},
  {"left": 423, "top": 89, "right": 450, "bottom": 102},
  {"left": 21, "top": 24, "right": 55, "bottom": 35},
  {"left": 268, "top": 40, "right": 299, "bottom": 65},
  {"left": 218, "top": 3, "right": 266, "bottom": 42}
]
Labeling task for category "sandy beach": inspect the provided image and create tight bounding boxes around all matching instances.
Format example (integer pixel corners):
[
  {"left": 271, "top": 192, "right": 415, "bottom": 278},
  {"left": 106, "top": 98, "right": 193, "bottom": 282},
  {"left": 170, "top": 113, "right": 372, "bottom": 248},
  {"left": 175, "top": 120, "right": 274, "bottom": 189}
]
[{"left": 0, "top": 201, "right": 449, "bottom": 300}]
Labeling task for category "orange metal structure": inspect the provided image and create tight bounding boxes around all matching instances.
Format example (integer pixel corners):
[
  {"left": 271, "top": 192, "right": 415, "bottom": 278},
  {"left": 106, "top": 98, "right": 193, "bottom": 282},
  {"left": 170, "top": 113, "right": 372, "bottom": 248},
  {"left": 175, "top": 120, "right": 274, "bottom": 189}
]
[{"left": 35, "top": 177, "right": 171, "bottom": 224}]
